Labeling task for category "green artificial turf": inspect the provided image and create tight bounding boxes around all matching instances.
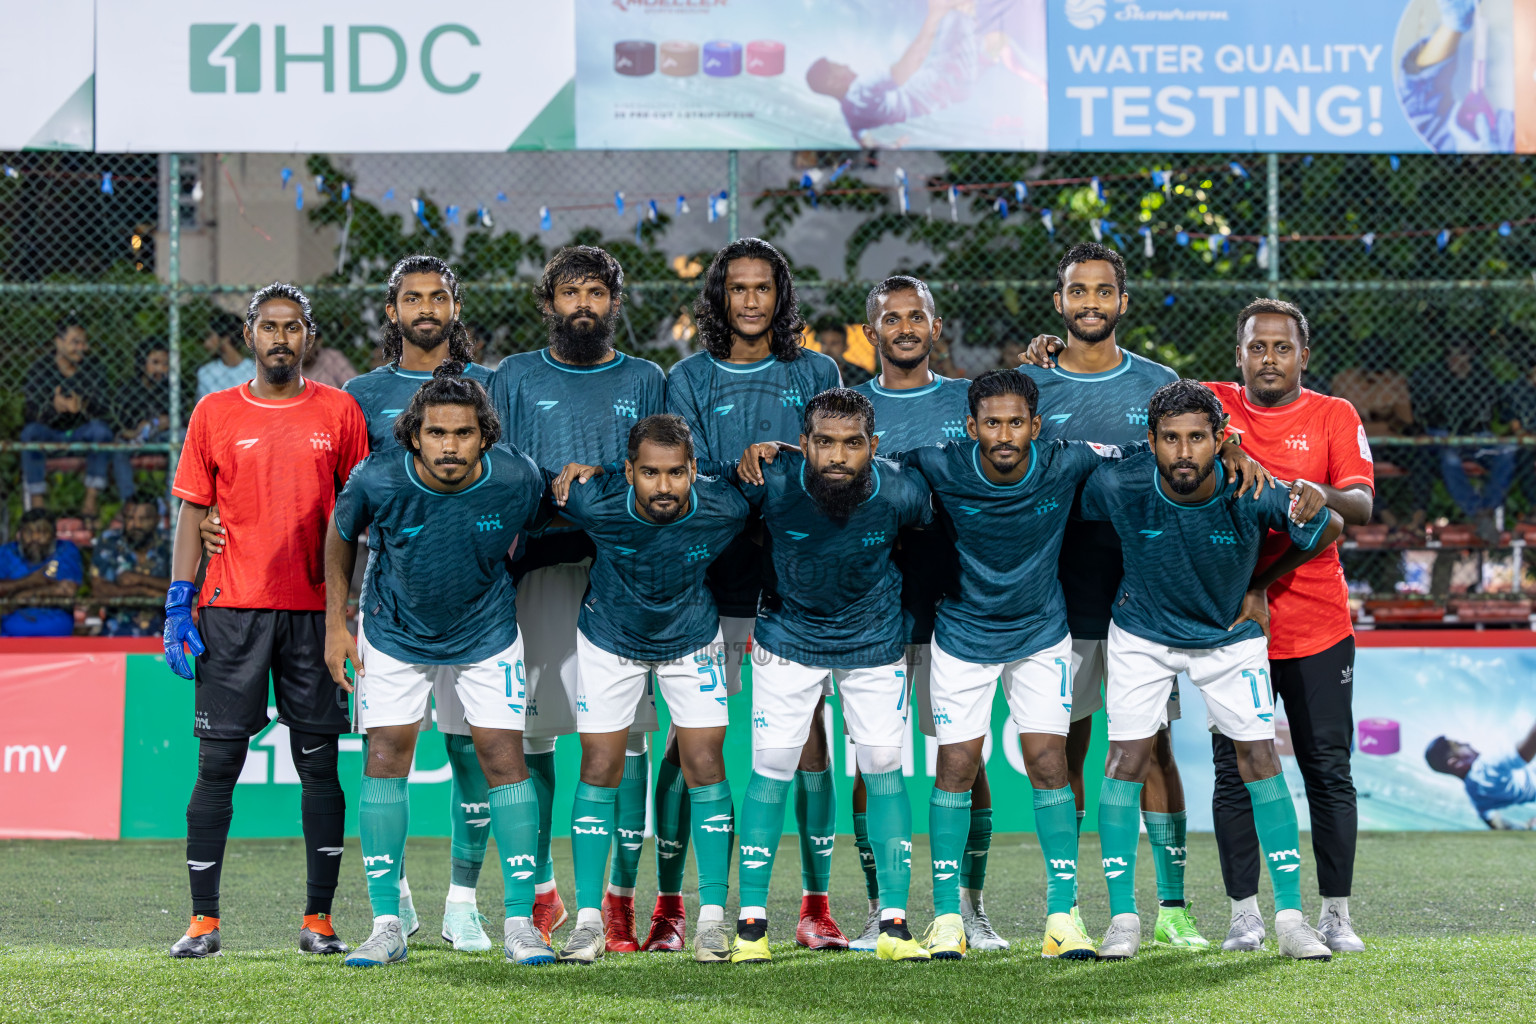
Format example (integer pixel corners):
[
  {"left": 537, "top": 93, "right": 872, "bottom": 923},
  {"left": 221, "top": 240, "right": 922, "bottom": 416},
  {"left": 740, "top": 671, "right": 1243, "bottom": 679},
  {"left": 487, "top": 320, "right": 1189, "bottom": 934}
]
[{"left": 2, "top": 832, "right": 1534, "bottom": 1023}]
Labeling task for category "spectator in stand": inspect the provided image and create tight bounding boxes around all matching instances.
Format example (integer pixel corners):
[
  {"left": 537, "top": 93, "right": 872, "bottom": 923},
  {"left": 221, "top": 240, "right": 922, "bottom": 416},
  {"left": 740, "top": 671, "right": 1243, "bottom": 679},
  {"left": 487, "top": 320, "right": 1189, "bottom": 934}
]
[
  {"left": 196, "top": 312, "right": 255, "bottom": 402},
  {"left": 111, "top": 338, "right": 172, "bottom": 498},
  {"left": 301, "top": 333, "right": 358, "bottom": 389},
  {"left": 467, "top": 321, "right": 502, "bottom": 369},
  {"left": 812, "top": 313, "right": 872, "bottom": 385},
  {"left": 20, "top": 317, "right": 119, "bottom": 516},
  {"left": 90, "top": 491, "right": 171, "bottom": 637},
  {"left": 1500, "top": 337, "right": 1536, "bottom": 517},
  {"left": 1410, "top": 337, "right": 1513, "bottom": 539},
  {"left": 0, "top": 509, "right": 83, "bottom": 637}
]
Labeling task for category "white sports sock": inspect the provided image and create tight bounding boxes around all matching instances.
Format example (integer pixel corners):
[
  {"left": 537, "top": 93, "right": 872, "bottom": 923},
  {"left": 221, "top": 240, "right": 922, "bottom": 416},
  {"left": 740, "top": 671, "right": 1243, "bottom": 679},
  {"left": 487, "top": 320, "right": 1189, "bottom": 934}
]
[
  {"left": 867, "top": 897, "right": 880, "bottom": 912},
  {"left": 880, "top": 908, "right": 906, "bottom": 924},
  {"left": 607, "top": 884, "right": 636, "bottom": 899},
  {"left": 739, "top": 905, "right": 767, "bottom": 922},
  {"left": 397, "top": 876, "right": 412, "bottom": 898},
  {"left": 1321, "top": 896, "right": 1349, "bottom": 918},
  {"left": 1275, "top": 908, "right": 1304, "bottom": 928},
  {"left": 535, "top": 879, "right": 557, "bottom": 895},
  {"left": 698, "top": 905, "right": 724, "bottom": 925},
  {"left": 505, "top": 915, "right": 532, "bottom": 936},
  {"left": 446, "top": 884, "right": 477, "bottom": 905},
  {"left": 576, "top": 907, "right": 602, "bottom": 928},
  {"left": 374, "top": 914, "right": 401, "bottom": 926},
  {"left": 959, "top": 887, "right": 981, "bottom": 911},
  {"left": 802, "top": 889, "right": 827, "bottom": 898},
  {"left": 1231, "top": 895, "right": 1260, "bottom": 918}
]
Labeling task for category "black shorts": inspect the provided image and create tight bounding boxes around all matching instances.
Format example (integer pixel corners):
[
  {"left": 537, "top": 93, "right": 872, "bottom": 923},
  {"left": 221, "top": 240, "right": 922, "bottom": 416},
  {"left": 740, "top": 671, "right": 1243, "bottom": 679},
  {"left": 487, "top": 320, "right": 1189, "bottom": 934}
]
[{"left": 193, "top": 607, "right": 351, "bottom": 740}]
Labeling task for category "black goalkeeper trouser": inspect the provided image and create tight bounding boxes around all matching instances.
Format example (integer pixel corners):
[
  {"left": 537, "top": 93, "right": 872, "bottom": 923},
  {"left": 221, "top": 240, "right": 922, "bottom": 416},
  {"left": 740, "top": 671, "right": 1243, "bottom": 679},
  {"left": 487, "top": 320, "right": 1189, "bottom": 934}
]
[{"left": 1211, "top": 636, "right": 1357, "bottom": 900}]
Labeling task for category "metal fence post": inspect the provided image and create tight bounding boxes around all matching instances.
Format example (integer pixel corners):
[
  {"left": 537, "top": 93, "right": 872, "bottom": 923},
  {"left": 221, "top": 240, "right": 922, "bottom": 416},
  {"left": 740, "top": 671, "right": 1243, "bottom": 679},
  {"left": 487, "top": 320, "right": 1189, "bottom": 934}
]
[
  {"left": 1266, "top": 151, "right": 1280, "bottom": 298},
  {"left": 727, "top": 149, "right": 739, "bottom": 242},
  {"left": 166, "top": 153, "right": 182, "bottom": 500}
]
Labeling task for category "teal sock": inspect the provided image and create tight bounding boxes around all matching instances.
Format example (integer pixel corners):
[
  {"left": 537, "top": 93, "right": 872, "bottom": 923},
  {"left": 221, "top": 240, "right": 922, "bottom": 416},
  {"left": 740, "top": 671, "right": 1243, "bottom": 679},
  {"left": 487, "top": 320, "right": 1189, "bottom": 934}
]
[
  {"left": 794, "top": 769, "right": 835, "bottom": 892},
  {"left": 489, "top": 780, "right": 540, "bottom": 917},
  {"left": 524, "top": 751, "right": 556, "bottom": 887},
  {"left": 1247, "top": 773, "right": 1304, "bottom": 914},
  {"left": 359, "top": 776, "right": 409, "bottom": 918},
  {"left": 1097, "top": 777, "right": 1144, "bottom": 918},
  {"left": 960, "top": 806, "right": 993, "bottom": 892},
  {"left": 1032, "top": 786, "right": 1079, "bottom": 916},
  {"left": 571, "top": 782, "right": 617, "bottom": 912},
  {"left": 928, "top": 787, "right": 971, "bottom": 917},
  {"left": 737, "top": 772, "right": 790, "bottom": 910},
  {"left": 864, "top": 769, "right": 912, "bottom": 912},
  {"left": 444, "top": 734, "right": 489, "bottom": 890},
  {"left": 688, "top": 781, "right": 734, "bottom": 909},
  {"left": 609, "top": 752, "right": 648, "bottom": 890},
  {"left": 852, "top": 811, "right": 880, "bottom": 900},
  {"left": 1143, "top": 810, "right": 1187, "bottom": 905},
  {"left": 654, "top": 756, "right": 690, "bottom": 893}
]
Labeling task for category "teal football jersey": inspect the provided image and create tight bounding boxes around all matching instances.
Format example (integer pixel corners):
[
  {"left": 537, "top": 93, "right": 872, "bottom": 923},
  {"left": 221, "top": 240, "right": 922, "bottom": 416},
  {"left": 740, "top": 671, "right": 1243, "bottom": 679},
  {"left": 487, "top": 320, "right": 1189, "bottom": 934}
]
[
  {"left": 560, "top": 471, "right": 752, "bottom": 662},
  {"left": 343, "top": 362, "right": 496, "bottom": 454},
  {"left": 1020, "top": 352, "right": 1178, "bottom": 640},
  {"left": 853, "top": 372, "right": 971, "bottom": 644},
  {"left": 852, "top": 373, "right": 971, "bottom": 454},
  {"left": 904, "top": 439, "right": 1142, "bottom": 664},
  {"left": 667, "top": 348, "right": 842, "bottom": 618},
  {"left": 490, "top": 348, "right": 665, "bottom": 571},
  {"left": 1078, "top": 451, "right": 1330, "bottom": 649},
  {"left": 332, "top": 444, "right": 552, "bottom": 665},
  {"left": 738, "top": 451, "right": 933, "bottom": 669}
]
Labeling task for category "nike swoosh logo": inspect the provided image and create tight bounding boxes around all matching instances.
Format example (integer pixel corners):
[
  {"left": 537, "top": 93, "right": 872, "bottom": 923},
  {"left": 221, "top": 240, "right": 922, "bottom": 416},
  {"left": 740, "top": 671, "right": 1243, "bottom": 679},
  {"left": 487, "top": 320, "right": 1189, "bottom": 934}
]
[{"left": 301, "top": 745, "right": 329, "bottom": 755}]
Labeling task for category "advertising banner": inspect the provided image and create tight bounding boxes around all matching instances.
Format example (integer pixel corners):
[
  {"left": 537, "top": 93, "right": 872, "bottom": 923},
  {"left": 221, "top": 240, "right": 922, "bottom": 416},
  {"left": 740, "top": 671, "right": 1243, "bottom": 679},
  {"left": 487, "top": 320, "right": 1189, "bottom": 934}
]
[
  {"left": 0, "top": 1, "right": 94, "bottom": 150},
  {"left": 1173, "top": 643, "right": 1536, "bottom": 832},
  {"left": 1048, "top": 0, "right": 1517, "bottom": 153},
  {"left": 576, "top": 0, "right": 1049, "bottom": 150},
  {"left": 94, "top": 1, "right": 575, "bottom": 153},
  {"left": 0, "top": 653, "right": 126, "bottom": 839}
]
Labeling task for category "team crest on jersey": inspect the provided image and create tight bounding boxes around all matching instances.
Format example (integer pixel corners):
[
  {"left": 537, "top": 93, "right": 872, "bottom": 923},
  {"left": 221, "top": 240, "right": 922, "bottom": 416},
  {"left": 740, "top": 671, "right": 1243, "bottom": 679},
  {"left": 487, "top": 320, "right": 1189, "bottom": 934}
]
[
  {"left": 684, "top": 543, "right": 710, "bottom": 563},
  {"left": 1209, "top": 530, "right": 1237, "bottom": 545},
  {"left": 613, "top": 399, "right": 638, "bottom": 418},
  {"left": 476, "top": 515, "right": 503, "bottom": 532},
  {"left": 308, "top": 431, "right": 334, "bottom": 451},
  {"left": 1284, "top": 434, "right": 1310, "bottom": 451},
  {"left": 1124, "top": 407, "right": 1149, "bottom": 427},
  {"left": 860, "top": 531, "right": 887, "bottom": 547},
  {"left": 1033, "top": 497, "right": 1060, "bottom": 515},
  {"left": 779, "top": 386, "right": 804, "bottom": 408},
  {"left": 942, "top": 419, "right": 966, "bottom": 438}
]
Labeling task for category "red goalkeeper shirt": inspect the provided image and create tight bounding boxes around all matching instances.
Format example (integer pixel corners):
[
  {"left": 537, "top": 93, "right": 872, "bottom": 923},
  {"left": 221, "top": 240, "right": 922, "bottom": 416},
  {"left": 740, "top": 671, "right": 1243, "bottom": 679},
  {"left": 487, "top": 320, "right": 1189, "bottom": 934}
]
[
  {"left": 1207, "top": 382, "right": 1375, "bottom": 659},
  {"left": 172, "top": 381, "right": 368, "bottom": 611}
]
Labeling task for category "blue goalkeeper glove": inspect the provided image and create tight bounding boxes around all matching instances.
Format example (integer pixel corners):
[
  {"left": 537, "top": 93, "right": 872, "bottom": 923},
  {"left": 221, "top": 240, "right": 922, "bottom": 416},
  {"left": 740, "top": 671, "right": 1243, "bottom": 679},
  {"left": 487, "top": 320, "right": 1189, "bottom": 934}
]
[
  {"left": 163, "top": 581, "right": 205, "bottom": 680},
  {"left": 1438, "top": 0, "right": 1478, "bottom": 33}
]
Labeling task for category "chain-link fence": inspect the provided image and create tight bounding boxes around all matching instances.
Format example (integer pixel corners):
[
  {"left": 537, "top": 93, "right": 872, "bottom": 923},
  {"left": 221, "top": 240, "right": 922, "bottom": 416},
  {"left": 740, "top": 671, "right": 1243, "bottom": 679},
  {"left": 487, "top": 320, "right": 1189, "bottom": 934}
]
[{"left": 2, "top": 148, "right": 1535, "bottom": 627}]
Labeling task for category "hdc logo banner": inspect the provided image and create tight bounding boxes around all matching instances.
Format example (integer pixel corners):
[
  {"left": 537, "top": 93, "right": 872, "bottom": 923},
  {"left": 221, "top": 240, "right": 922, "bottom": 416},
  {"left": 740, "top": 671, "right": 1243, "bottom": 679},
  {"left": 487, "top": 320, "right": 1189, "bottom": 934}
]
[
  {"left": 0, "top": 653, "right": 126, "bottom": 839},
  {"left": 95, "top": 1, "right": 575, "bottom": 152},
  {"left": 1048, "top": 0, "right": 1518, "bottom": 153}
]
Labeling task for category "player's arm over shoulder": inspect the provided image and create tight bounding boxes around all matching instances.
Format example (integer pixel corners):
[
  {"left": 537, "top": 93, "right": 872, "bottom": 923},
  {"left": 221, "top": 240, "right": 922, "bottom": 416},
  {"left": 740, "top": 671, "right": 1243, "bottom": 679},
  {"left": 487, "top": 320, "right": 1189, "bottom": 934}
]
[
  {"left": 884, "top": 458, "right": 934, "bottom": 528},
  {"left": 1077, "top": 452, "right": 1141, "bottom": 520}
]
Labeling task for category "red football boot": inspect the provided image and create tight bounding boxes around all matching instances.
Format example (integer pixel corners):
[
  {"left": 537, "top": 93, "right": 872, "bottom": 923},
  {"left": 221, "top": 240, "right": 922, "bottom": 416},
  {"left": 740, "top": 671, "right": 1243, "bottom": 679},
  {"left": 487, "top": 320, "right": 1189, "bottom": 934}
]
[
  {"left": 602, "top": 891, "right": 641, "bottom": 953},
  {"left": 532, "top": 886, "right": 568, "bottom": 944},
  {"left": 640, "top": 893, "right": 686, "bottom": 951},
  {"left": 795, "top": 894, "right": 849, "bottom": 949}
]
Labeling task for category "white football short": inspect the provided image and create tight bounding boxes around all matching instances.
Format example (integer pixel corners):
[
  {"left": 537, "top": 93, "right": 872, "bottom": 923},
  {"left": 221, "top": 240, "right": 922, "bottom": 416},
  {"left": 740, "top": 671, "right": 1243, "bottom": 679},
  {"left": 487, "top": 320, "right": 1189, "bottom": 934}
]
[
  {"left": 517, "top": 562, "right": 662, "bottom": 739},
  {"left": 929, "top": 634, "right": 1074, "bottom": 744},
  {"left": 1104, "top": 622, "right": 1274, "bottom": 743},
  {"left": 575, "top": 629, "right": 730, "bottom": 733},
  {"left": 750, "top": 647, "right": 908, "bottom": 751},
  {"left": 1070, "top": 636, "right": 1181, "bottom": 727},
  {"left": 356, "top": 624, "right": 527, "bottom": 733}
]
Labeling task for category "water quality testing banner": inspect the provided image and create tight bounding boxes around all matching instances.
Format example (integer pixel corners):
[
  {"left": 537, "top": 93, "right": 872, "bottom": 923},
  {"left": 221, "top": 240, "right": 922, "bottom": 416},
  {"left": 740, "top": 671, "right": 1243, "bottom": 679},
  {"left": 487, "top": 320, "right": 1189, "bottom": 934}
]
[
  {"left": 93, "top": 0, "right": 576, "bottom": 153},
  {"left": 1173, "top": 641, "right": 1536, "bottom": 832},
  {"left": 576, "top": 0, "right": 1049, "bottom": 150},
  {"left": 1049, "top": 0, "right": 1519, "bottom": 153}
]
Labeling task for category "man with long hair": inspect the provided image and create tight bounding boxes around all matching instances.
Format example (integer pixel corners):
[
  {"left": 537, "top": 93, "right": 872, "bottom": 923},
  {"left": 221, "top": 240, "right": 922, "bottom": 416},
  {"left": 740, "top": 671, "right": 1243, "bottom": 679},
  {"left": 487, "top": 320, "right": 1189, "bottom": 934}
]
[
  {"left": 489, "top": 246, "right": 667, "bottom": 952},
  {"left": 658, "top": 237, "right": 846, "bottom": 952}
]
